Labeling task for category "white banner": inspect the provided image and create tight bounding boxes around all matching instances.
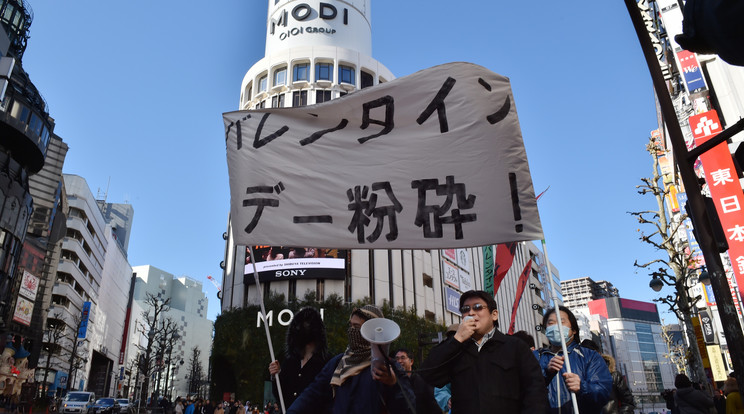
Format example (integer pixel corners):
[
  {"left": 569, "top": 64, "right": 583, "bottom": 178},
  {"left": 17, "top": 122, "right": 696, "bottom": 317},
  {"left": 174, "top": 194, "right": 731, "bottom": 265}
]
[{"left": 225, "top": 62, "right": 543, "bottom": 249}]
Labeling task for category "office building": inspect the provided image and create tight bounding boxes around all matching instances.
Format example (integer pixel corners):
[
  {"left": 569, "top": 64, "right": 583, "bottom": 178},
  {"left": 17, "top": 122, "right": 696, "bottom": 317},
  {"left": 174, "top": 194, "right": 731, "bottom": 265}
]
[
  {"left": 587, "top": 297, "right": 675, "bottom": 412},
  {"left": 128, "top": 265, "right": 213, "bottom": 399},
  {"left": 39, "top": 175, "right": 133, "bottom": 397},
  {"left": 560, "top": 276, "right": 619, "bottom": 310}
]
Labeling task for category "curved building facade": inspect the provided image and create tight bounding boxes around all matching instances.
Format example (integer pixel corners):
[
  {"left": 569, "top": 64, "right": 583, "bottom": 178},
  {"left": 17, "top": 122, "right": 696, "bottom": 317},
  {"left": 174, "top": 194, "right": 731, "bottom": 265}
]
[
  {"left": 222, "top": 1, "right": 558, "bottom": 343},
  {"left": 0, "top": 0, "right": 55, "bottom": 334}
]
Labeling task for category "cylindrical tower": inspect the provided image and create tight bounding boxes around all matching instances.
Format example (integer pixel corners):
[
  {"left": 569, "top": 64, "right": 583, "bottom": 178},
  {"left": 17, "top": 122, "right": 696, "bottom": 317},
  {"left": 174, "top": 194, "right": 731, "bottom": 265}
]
[{"left": 239, "top": 0, "right": 392, "bottom": 111}]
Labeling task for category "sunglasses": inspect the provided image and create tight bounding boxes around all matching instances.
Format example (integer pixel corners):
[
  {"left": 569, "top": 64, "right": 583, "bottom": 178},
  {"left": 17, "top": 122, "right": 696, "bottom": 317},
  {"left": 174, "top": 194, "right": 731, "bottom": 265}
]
[{"left": 460, "top": 303, "right": 487, "bottom": 314}]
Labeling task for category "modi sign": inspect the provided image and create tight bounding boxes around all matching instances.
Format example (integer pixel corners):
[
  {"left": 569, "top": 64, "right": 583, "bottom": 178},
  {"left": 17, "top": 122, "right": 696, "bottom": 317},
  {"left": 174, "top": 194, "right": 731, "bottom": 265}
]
[{"left": 224, "top": 62, "right": 543, "bottom": 249}]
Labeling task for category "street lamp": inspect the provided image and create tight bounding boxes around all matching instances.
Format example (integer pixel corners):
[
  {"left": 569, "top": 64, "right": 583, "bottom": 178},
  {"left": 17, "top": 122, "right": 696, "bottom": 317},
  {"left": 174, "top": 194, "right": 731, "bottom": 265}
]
[
  {"left": 650, "top": 276, "right": 664, "bottom": 292},
  {"left": 698, "top": 267, "right": 711, "bottom": 285}
]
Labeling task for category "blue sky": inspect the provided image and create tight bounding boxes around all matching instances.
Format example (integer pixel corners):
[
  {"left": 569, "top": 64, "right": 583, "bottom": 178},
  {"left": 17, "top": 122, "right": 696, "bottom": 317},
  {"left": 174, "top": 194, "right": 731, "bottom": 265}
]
[{"left": 21, "top": 1, "right": 668, "bottom": 322}]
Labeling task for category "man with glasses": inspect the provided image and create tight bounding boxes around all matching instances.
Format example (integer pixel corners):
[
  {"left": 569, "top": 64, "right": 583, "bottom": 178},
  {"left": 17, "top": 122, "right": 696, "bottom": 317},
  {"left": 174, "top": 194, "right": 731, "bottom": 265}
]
[
  {"left": 420, "top": 290, "right": 547, "bottom": 413},
  {"left": 393, "top": 348, "right": 441, "bottom": 414}
]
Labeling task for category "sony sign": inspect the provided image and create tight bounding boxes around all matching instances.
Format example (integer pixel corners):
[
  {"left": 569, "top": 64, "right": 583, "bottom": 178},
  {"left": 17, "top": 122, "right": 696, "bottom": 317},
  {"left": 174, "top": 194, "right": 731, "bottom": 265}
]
[
  {"left": 271, "top": 2, "right": 347, "bottom": 41},
  {"left": 257, "top": 308, "right": 325, "bottom": 327}
]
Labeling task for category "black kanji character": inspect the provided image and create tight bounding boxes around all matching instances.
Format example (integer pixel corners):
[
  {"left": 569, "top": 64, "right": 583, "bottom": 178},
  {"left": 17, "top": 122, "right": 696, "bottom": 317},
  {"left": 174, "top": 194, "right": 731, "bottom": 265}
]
[
  {"left": 347, "top": 182, "right": 403, "bottom": 243},
  {"left": 358, "top": 96, "right": 394, "bottom": 144},
  {"left": 242, "top": 182, "right": 284, "bottom": 233},
  {"left": 411, "top": 175, "right": 476, "bottom": 239},
  {"left": 417, "top": 77, "right": 456, "bottom": 133}
]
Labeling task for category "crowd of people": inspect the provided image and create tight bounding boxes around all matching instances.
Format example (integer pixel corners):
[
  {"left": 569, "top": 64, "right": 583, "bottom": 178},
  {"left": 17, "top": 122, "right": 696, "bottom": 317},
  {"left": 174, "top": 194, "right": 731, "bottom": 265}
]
[
  {"left": 257, "top": 289, "right": 740, "bottom": 413},
  {"left": 169, "top": 397, "right": 281, "bottom": 414}
]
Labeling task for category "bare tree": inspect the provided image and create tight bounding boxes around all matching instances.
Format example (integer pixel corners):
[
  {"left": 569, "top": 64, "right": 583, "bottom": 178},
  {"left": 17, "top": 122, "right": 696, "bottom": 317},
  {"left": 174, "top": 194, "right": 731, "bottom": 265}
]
[
  {"left": 661, "top": 322, "right": 687, "bottom": 377},
  {"left": 631, "top": 137, "right": 707, "bottom": 383},
  {"left": 186, "top": 347, "right": 204, "bottom": 397},
  {"left": 39, "top": 312, "right": 66, "bottom": 398},
  {"left": 65, "top": 312, "right": 90, "bottom": 392},
  {"left": 135, "top": 293, "right": 171, "bottom": 408}
]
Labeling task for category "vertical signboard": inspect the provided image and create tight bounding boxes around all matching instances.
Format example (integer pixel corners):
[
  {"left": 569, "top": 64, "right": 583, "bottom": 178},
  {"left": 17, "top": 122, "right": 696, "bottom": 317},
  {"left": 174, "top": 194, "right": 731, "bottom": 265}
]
[
  {"left": 677, "top": 50, "right": 707, "bottom": 93},
  {"left": 12, "top": 297, "right": 33, "bottom": 326},
  {"left": 442, "top": 259, "right": 459, "bottom": 290},
  {"left": 78, "top": 301, "right": 91, "bottom": 339},
  {"left": 19, "top": 270, "right": 39, "bottom": 300},
  {"left": 691, "top": 110, "right": 744, "bottom": 309},
  {"left": 482, "top": 245, "right": 494, "bottom": 295}
]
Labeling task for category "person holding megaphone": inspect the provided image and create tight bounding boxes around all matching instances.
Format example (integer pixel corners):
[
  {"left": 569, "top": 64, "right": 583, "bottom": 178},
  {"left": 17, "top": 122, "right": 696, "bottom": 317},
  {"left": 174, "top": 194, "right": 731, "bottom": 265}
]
[{"left": 287, "top": 305, "right": 415, "bottom": 414}]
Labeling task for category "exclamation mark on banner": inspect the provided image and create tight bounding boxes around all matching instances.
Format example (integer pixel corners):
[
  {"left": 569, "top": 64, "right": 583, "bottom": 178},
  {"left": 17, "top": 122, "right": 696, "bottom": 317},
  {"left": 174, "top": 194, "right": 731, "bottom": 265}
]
[{"left": 509, "top": 173, "right": 523, "bottom": 233}]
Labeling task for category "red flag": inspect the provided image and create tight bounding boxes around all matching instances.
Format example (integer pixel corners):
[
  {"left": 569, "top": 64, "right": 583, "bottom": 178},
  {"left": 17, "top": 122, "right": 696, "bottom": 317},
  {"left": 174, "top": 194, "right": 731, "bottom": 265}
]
[
  {"left": 508, "top": 259, "right": 532, "bottom": 335},
  {"left": 493, "top": 242, "right": 518, "bottom": 295}
]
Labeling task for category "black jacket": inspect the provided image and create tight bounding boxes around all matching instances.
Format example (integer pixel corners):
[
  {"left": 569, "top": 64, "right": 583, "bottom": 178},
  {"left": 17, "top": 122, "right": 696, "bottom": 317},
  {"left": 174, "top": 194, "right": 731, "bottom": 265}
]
[
  {"left": 409, "top": 373, "right": 442, "bottom": 414},
  {"left": 601, "top": 371, "right": 635, "bottom": 414},
  {"left": 272, "top": 353, "right": 327, "bottom": 409},
  {"left": 420, "top": 329, "right": 547, "bottom": 414}
]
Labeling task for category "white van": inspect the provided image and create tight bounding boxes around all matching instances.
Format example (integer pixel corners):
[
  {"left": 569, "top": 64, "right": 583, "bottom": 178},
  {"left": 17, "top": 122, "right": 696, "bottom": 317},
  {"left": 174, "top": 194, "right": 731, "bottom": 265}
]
[{"left": 61, "top": 391, "right": 96, "bottom": 414}]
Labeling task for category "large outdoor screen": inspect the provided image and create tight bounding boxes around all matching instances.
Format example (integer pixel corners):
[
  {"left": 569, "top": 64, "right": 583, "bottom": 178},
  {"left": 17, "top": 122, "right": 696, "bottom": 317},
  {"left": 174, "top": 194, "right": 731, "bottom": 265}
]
[{"left": 244, "top": 246, "right": 347, "bottom": 283}]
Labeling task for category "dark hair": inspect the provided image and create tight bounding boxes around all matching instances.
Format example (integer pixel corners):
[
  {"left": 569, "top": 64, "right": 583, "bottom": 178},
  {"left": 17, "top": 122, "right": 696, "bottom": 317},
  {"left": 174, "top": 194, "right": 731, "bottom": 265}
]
[
  {"left": 393, "top": 348, "right": 412, "bottom": 360},
  {"left": 459, "top": 290, "right": 499, "bottom": 328},
  {"left": 511, "top": 331, "right": 535, "bottom": 348},
  {"left": 542, "top": 306, "right": 580, "bottom": 344},
  {"left": 675, "top": 373, "right": 693, "bottom": 389},
  {"left": 286, "top": 307, "right": 328, "bottom": 361},
  {"left": 581, "top": 339, "right": 600, "bottom": 352}
]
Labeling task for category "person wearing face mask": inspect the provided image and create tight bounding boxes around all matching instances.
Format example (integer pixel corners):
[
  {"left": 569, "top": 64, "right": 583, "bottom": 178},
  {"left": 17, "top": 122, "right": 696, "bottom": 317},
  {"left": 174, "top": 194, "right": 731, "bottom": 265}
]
[
  {"left": 535, "top": 306, "right": 612, "bottom": 414},
  {"left": 268, "top": 307, "right": 330, "bottom": 409},
  {"left": 420, "top": 290, "right": 547, "bottom": 413},
  {"left": 286, "top": 305, "right": 414, "bottom": 414}
]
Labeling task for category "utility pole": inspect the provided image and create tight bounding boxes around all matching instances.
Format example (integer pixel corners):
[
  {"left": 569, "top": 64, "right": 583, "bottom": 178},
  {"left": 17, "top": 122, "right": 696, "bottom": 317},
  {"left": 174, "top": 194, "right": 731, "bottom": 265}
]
[{"left": 625, "top": 0, "right": 744, "bottom": 397}]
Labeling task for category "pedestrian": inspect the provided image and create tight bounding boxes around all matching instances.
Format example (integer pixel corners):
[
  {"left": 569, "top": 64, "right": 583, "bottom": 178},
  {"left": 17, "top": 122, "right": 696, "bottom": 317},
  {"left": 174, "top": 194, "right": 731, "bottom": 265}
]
[
  {"left": 535, "top": 306, "right": 612, "bottom": 413},
  {"left": 175, "top": 398, "right": 184, "bottom": 414},
  {"left": 420, "top": 290, "right": 547, "bottom": 413},
  {"left": 393, "top": 347, "right": 441, "bottom": 413},
  {"left": 674, "top": 373, "right": 714, "bottom": 413},
  {"left": 268, "top": 307, "right": 330, "bottom": 409},
  {"left": 723, "top": 376, "right": 743, "bottom": 414},
  {"left": 287, "top": 304, "right": 414, "bottom": 414}
]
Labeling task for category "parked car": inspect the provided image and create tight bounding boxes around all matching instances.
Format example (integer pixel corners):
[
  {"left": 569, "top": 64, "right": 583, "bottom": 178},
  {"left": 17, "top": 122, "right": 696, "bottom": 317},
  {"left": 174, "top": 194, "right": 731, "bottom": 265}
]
[
  {"left": 61, "top": 392, "right": 96, "bottom": 414},
  {"left": 116, "top": 398, "right": 131, "bottom": 414},
  {"left": 91, "top": 398, "right": 120, "bottom": 414}
]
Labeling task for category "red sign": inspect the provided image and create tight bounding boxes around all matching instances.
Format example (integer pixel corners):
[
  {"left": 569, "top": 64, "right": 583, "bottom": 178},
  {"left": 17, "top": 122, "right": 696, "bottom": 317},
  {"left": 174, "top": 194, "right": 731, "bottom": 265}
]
[{"left": 691, "top": 110, "right": 744, "bottom": 314}]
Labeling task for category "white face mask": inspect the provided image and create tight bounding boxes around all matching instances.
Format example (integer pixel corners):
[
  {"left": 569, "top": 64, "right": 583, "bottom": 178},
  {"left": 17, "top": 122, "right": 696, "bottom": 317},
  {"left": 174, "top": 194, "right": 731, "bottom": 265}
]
[{"left": 545, "top": 324, "right": 571, "bottom": 346}]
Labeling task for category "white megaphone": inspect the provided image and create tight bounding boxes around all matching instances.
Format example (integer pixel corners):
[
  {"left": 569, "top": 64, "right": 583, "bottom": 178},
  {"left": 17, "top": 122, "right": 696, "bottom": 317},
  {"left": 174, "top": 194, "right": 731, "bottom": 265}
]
[{"left": 360, "top": 318, "right": 401, "bottom": 363}]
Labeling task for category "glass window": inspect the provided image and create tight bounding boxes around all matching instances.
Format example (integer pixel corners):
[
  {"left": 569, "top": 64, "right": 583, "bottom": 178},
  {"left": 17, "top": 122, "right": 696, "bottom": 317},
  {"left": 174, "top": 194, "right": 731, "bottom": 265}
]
[
  {"left": 271, "top": 93, "right": 285, "bottom": 108},
  {"left": 361, "top": 71, "right": 374, "bottom": 89},
  {"left": 29, "top": 113, "right": 43, "bottom": 136},
  {"left": 293, "top": 63, "right": 309, "bottom": 82},
  {"left": 316, "top": 90, "right": 331, "bottom": 104},
  {"left": 315, "top": 63, "right": 333, "bottom": 81},
  {"left": 273, "top": 68, "right": 286, "bottom": 87},
  {"left": 293, "top": 91, "right": 307, "bottom": 107},
  {"left": 339, "top": 65, "right": 355, "bottom": 85},
  {"left": 258, "top": 75, "right": 268, "bottom": 92}
]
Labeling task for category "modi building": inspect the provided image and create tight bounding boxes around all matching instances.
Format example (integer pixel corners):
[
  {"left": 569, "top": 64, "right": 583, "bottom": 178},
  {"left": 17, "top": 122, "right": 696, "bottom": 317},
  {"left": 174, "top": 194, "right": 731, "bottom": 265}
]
[{"left": 221, "top": 0, "right": 559, "bottom": 344}]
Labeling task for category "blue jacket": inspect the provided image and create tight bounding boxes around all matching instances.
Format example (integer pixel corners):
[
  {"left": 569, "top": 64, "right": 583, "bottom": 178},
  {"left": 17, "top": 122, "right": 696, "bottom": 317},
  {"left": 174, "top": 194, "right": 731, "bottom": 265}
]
[
  {"left": 535, "top": 342, "right": 612, "bottom": 414},
  {"left": 286, "top": 353, "right": 415, "bottom": 414}
]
